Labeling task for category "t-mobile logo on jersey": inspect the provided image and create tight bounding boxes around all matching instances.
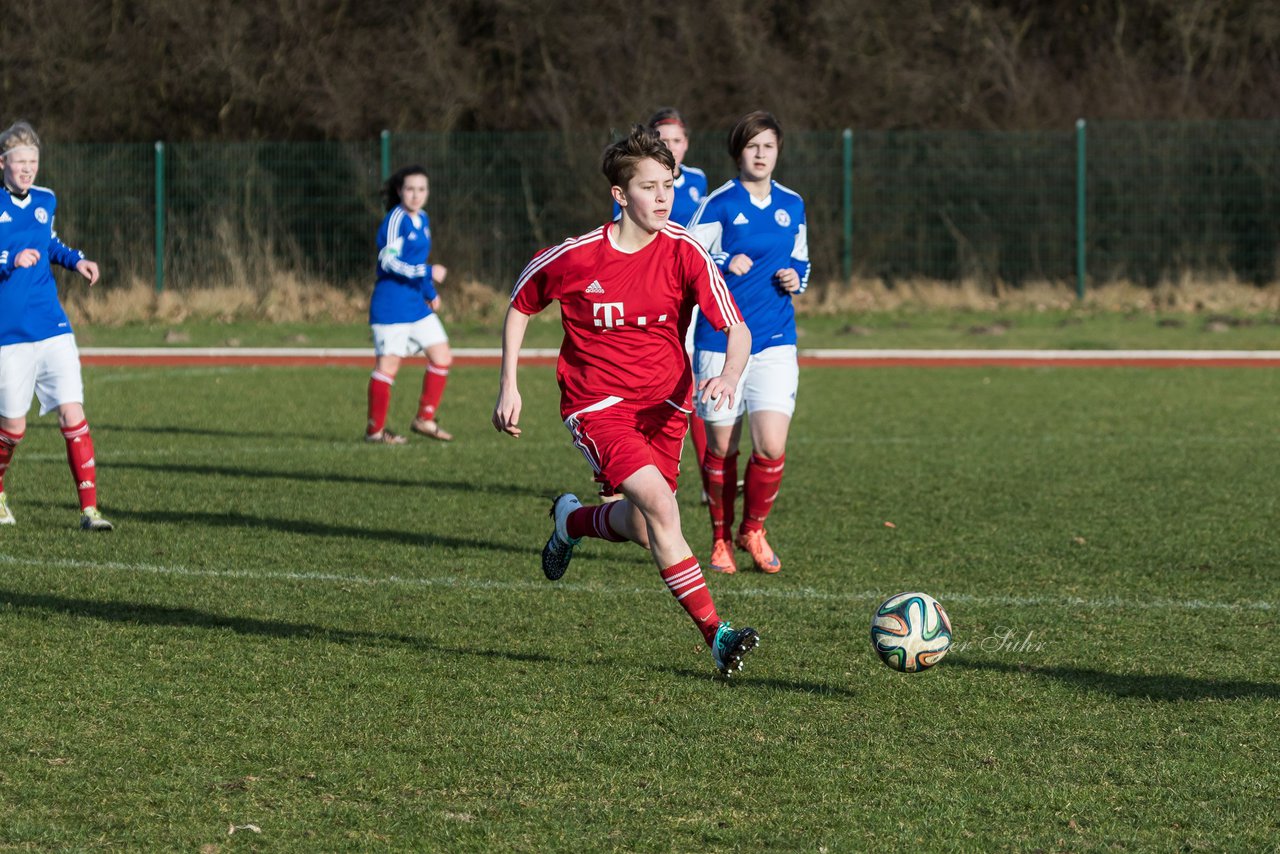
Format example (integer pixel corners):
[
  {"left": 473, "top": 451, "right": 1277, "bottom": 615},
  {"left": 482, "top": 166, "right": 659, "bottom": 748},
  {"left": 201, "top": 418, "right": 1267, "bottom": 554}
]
[
  {"left": 593, "top": 302, "right": 626, "bottom": 328},
  {"left": 592, "top": 302, "right": 669, "bottom": 329}
]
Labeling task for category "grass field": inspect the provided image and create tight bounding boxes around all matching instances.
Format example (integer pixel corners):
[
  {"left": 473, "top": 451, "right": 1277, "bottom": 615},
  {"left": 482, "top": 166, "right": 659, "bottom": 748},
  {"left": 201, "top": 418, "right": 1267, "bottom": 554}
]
[
  {"left": 1, "top": 361, "right": 1277, "bottom": 850},
  {"left": 71, "top": 308, "right": 1280, "bottom": 352}
]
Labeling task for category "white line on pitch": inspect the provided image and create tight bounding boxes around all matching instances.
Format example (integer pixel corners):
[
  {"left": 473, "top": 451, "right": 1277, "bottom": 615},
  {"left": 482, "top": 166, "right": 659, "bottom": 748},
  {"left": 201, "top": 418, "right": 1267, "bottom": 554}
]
[{"left": 0, "top": 554, "right": 1270, "bottom": 614}]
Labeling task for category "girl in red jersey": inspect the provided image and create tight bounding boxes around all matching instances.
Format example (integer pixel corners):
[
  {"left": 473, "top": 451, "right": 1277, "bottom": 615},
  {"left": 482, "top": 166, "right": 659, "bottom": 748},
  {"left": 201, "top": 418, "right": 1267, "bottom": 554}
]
[{"left": 492, "top": 126, "right": 760, "bottom": 677}]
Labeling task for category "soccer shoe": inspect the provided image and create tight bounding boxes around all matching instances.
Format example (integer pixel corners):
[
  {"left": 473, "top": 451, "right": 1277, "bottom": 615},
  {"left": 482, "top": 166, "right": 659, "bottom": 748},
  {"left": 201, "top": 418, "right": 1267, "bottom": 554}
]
[
  {"left": 708, "top": 538, "right": 736, "bottom": 574},
  {"left": 0, "top": 492, "right": 14, "bottom": 526},
  {"left": 410, "top": 418, "right": 453, "bottom": 442},
  {"left": 541, "top": 493, "right": 583, "bottom": 581},
  {"left": 79, "top": 507, "right": 114, "bottom": 532},
  {"left": 364, "top": 429, "right": 407, "bottom": 445},
  {"left": 735, "top": 527, "right": 781, "bottom": 573},
  {"left": 711, "top": 621, "right": 760, "bottom": 677}
]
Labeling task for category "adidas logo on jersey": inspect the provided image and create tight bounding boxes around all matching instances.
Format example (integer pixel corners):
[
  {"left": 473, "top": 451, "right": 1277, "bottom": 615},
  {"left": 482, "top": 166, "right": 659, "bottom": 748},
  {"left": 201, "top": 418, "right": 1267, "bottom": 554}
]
[
  {"left": 585, "top": 280, "right": 605, "bottom": 294},
  {"left": 732, "top": 212, "right": 749, "bottom": 226},
  {"left": 0, "top": 212, "right": 10, "bottom": 223}
]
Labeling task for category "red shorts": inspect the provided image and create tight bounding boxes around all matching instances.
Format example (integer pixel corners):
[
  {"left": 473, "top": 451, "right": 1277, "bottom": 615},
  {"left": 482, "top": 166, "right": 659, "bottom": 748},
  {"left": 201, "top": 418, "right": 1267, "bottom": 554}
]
[{"left": 564, "top": 397, "right": 690, "bottom": 494}]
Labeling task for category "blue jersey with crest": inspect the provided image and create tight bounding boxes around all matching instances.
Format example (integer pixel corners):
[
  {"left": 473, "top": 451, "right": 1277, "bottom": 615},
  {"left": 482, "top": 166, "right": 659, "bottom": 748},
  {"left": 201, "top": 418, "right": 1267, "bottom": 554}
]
[
  {"left": 612, "top": 164, "right": 709, "bottom": 227},
  {"left": 687, "top": 178, "right": 809, "bottom": 354},
  {"left": 0, "top": 185, "right": 85, "bottom": 346},
  {"left": 370, "top": 205, "right": 437, "bottom": 325}
]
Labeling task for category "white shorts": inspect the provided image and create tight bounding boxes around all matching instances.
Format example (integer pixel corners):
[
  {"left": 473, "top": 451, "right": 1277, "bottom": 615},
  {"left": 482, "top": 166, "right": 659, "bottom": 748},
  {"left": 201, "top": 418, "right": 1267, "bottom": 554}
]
[
  {"left": 0, "top": 333, "right": 85, "bottom": 418},
  {"left": 694, "top": 344, "right": 799, "bottom": 425},
  {"left": 371, "top": 314, "right": 448, "bottom": 358}
]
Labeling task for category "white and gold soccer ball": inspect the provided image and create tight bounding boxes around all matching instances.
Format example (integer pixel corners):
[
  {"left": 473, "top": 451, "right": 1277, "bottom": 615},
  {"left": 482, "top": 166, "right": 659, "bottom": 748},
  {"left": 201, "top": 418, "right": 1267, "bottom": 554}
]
[{"left": 870, "top": 591, "right": 953, "bottom": 672}]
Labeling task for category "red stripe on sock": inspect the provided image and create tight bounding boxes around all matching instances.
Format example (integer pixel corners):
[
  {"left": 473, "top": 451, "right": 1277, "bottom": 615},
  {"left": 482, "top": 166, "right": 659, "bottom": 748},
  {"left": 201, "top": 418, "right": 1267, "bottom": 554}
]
[{"left": 703, "top": 450, "right": 738, "bottom": 541}]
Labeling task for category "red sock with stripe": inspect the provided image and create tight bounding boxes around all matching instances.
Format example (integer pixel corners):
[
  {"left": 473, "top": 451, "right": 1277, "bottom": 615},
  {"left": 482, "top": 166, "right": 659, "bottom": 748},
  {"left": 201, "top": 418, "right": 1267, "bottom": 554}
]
[
  {"left": 61, "top": 420, "right": 98, "bottom": 511},
  {"left": 660, "top": 556, "right": 720, "bottom": 646},
  {"left": 0, "top": 427, "right": 24, "bottom": 492},
  {"left": 417, "top": 364, "right": 449, "bottom": 421},
  {"left": 740, "top": 452, "right": 785, "bottom": 533},
  {"left": 566, "top": 502, "right": 627, "bottom": 542},
  {"left": 703, "top": 450, "right": 738, "bottom": 541},
  {"left": 366, "top": 371, "right": 394, "bottom": 435}
]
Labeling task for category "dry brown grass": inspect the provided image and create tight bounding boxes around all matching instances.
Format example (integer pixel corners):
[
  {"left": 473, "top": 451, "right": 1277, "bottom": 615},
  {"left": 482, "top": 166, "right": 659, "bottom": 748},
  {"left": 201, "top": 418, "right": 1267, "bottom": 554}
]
[
  {"left": 63, "top": 273, "right": 1280, "bottom": 327},
  {"left": 802, "top": 275, "right": 1280, "bottom": 316}
]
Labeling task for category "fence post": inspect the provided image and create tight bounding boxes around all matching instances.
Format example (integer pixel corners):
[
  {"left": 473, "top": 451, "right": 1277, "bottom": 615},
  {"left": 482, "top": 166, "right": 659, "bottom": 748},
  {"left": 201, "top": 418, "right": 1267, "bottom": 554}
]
[
  {"left": 380, "top": 129, "right": 391, "bottom": 183},
  {"left": 154, "top": 140, "right": 165, "bottom": 294},
  {"left": 842, "top": 128, "right": 853, "bottom": 282},
  {"left": 1075, "top": 118, "right": 1086, "bottom": 300}
]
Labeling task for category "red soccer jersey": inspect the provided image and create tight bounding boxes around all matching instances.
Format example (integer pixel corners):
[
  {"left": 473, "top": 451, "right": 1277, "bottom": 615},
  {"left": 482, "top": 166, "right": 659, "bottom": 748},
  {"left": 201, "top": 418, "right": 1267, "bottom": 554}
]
[{"left": 511, "top": 221, "right": 743, "bottom": 417}]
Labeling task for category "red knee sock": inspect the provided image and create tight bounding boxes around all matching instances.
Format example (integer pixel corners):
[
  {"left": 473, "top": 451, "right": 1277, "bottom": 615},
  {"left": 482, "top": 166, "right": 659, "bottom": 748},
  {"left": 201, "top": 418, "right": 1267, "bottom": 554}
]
[
  {"left": 660, "top": 556, "right": 720, "bottom": 646},
  {"left": 741, "top": 452, "right": 785, "bottom": 533},
  {"left": 688, "top": 415, "right": 709, "bottom": 493},
  {"left": 703, "top": 450, "right": 738, "bottom": 541},
  {"left": 61, "top": 420, "right": 98, "bottom": 511},
  {"left": 367, "top": 370, "right": 394, "bottom": 435},
  {"left": 0, "top": 427, "right": 24, "bottom": 492},
  {"left": 566, "top": 502, "right": 628, "bottom": 542},
  {"left": 417, "top": 363, "right": 449, "bottom": 421}
]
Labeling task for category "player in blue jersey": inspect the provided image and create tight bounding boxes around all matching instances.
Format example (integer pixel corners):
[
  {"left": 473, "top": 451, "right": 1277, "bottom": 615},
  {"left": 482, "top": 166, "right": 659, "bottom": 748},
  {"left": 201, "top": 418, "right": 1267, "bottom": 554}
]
[
  {"left": 0, "top": 121, "right": 112, "bottom": 530},
  {"left": 687, "top": 111, "right": 809, "bottom": 574},
  {"left": 364, "top": 165, "right": 455, "bottom": 444}
]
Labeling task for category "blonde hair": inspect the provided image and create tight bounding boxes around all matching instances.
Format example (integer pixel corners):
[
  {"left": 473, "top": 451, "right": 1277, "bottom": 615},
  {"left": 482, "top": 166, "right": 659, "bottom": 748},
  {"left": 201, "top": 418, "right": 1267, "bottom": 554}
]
[{"left": 0, "top": 121, "right": 41, "bottom": 155}]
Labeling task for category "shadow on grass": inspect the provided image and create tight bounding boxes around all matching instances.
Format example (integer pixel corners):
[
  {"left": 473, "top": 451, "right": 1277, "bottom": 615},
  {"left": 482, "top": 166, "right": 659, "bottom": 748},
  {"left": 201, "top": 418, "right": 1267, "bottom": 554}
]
[
  {"left": 661, "top": 666, "right": 861, "bottom": 698},
  {"left": 0, "top": 588, "right": 852, "bottom": 696},
  {"left": 95, "top": 423, "right": 334, "bottom": 442},
  {"left": 0, "top": 588, "right": 558, "bottom": 666},
  {"left": 23, "top": 501, "right": 534, "bottom": 556},
  {"left": 106, "top": 459, "right": 545, "bottom": 498},
  {"left": 951, "top": 658, "right": 1280, "bottom": 701}
]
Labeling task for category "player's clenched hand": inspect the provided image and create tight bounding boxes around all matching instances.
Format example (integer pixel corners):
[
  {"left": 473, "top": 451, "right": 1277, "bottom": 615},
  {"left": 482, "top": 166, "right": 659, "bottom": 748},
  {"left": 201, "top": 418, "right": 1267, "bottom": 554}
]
[
  {"left": 492, "top": 388, "right": 523, "bottom": 437},
  {"left": 76, "top": 259, "right": 100, "bottom": 286},
  {"left": 432, "top": 264, "right": 447, "bottom": 284},
  {"left": 429, "top": 295, "right": 442, "bottom": 312},
  {"left": 727, "top": 254, "right": 753, "bottom": 276},
  {"left": 698, "top": 374, "right": 737, "bottom": 412},
  {"left": 774, "top": 267, "right": 800, "bottom": 293},
  {"left": 15, "top": 248, "right": 40, "bottom": 268}
]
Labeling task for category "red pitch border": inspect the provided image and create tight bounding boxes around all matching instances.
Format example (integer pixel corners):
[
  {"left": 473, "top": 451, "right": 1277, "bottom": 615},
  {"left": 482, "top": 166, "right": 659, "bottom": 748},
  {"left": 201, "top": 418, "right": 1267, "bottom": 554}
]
[{"left": 78, "top": 349, "right": 1280, "bottom": 369}]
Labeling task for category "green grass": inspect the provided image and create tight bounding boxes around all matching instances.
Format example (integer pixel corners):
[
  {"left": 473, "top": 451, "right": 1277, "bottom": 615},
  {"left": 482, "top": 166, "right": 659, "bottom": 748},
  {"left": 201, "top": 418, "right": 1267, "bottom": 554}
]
[
  {"left": 1, "top": 363, "right": 1277, "bottom": 850},
  {"left": 72, "top": 307, "right": 1280, "bottom": 351}
]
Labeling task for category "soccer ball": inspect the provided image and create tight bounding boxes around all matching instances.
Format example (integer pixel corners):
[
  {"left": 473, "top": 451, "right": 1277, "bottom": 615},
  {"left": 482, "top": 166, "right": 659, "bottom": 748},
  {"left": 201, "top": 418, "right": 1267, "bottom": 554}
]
[{"left": 870, "top": 591, "right": 953, "bottom": 672}]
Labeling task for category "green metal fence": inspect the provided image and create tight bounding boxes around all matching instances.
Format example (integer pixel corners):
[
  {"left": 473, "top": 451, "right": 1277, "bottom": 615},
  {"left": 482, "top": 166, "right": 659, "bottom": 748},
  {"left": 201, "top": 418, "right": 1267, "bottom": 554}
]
[{"left": 35, "top": 121, "right": 1280, "bottom": 297}]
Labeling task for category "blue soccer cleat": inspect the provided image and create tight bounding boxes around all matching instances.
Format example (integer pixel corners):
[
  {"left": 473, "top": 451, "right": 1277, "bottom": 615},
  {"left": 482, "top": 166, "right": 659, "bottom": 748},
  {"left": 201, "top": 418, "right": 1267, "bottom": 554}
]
[
  {"left": 541, "top": 493, "right": 583, "bottom": 581},
  {"left": 711, "top": 621, "right": 760, "bottom": 677}
]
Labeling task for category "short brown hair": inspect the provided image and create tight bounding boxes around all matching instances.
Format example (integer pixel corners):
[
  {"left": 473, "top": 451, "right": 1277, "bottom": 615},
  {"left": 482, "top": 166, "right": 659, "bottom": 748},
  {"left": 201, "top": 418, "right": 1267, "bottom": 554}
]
[
  {"left": 602, "top": 124, "right": 675, "bottom": 188},
  {"left": 727, "top": 110, "right": 782, "bottom": 162}
]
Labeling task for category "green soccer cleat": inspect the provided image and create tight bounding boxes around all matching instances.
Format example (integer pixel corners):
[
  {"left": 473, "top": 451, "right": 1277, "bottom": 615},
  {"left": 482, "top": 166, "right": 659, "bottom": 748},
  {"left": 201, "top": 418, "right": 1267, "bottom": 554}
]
[
  {"left": 711, "top": 621, "right": 760, "bottom": 677},
  {"left": 541, "top": 493, "right": 582, "bottom": 581},
  {"left": 0, "top": 492, "right": 14, "bottom": 526},
  {"left": 80, "top": 506, "right": 115, "bottom": 532}
]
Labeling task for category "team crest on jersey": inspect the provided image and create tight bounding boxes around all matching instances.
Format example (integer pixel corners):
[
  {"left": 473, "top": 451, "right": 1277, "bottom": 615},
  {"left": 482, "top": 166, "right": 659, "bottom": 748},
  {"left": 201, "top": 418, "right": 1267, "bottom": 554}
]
[
  {"left": 35, "top": 207, "right": 48, "bottom": 224},
  {"left": 585, "top": 280, "right": 605, "bottom": 295},
  {"left": 408, "top": 233, "right": 418, "bottom": 241},
  {"left": 774, "top": 209, "right": 791, "bottom": 227},
  {"left": 690, "top": 187, "right": 701, "bottom": 202}
]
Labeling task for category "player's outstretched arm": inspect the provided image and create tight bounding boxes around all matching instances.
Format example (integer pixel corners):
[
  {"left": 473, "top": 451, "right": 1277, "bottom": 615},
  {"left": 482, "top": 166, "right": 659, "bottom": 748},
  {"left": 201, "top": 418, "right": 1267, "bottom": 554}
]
[
  {"left": 492, "top": 304, "right": 531, "bottom": 437},
  {"left": 699, "top": 322, "right": 751, "bottom": 411}
]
